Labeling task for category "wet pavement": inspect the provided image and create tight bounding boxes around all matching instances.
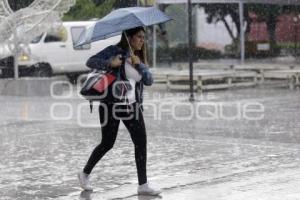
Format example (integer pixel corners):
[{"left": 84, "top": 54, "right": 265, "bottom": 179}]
[{"left": 1, "top": 82, "right": 300, "bottom": 200}]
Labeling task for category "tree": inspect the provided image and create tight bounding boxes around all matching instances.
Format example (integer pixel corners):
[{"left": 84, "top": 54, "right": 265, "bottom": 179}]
[
  {"left": 7, "top": 0, "right": 115, "bottom": 21},
  {"left": 93, "top": 0, "right": 136, "bottom": 7},
  {"left": 8, "top": 0, "right": 34, "bottom": 11},
  {"left": 202, "top": 4, "right": 251, "bottom": 43},
  {"left": 63, "top": 0, "right": 115, "bottom": 21},
  {"left": 92, "top": 0, "right": 157, "bottom": 7},
  {"left": 93, "top": 0, "right": 140, "bottom": 8},
  {"left": 248, "top": 4, "right": 282, "bottom": 54},
  {"left": 249, "top": 4, "right": 300, "bottom": 54},
  {"left": 203, "top": 3, "right": 300, "bottom": 55}
]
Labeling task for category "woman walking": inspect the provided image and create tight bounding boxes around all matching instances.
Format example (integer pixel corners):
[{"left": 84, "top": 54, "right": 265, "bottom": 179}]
[{"left": 78, "top": 27, "right": 161, "bottom": 196}]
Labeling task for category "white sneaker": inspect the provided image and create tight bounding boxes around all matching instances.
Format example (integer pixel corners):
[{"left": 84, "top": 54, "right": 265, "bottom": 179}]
[
  {"left": 78, "top": 171, "right": 93, "bottom": 191},
  {"left": 137, "top": 183, "right": 161, "bottom": 196}
]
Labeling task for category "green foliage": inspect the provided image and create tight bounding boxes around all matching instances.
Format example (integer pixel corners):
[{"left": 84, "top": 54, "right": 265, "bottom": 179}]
[
  {"left": 63, "top": 0, "right": 115, "bottom": 21},
  {"left": 202, "top": 3, "right": 300, "bottom": 55},
  {"left": 248, "top": 4, "right": 282, "bottom": 21},
  {"left": 277, "top": 42, "right": 300, "bottom": 49},
  {"left": 8, "top": 0, "right": 115, "bottom": 21},
  {"left": 8, "top": 0, "right": 34, "bottom": 11},
  {"left": 8, "top": 0, "right": 156, "bottom": 22},
  {"left": 245, "top": 5, "right": 300, "bottom": 53},
  {"left": 92, "top": 0, "right": 154, "bottom": 7},
  {"left": 157, "top": 46, "right": 222, "bottom": 62},
  {"left": 93, "top": 0, "right": 136, "bottom": 8}
]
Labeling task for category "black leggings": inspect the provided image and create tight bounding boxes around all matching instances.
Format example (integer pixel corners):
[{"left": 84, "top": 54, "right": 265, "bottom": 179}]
[{"left": 83, "top": 102, "right": 147, "bottom": 185}]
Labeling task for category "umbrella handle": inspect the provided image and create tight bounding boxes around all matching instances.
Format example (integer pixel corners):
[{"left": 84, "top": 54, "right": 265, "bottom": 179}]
[{"left": 124, "top": 32, "right": 134, "bottom": 56}]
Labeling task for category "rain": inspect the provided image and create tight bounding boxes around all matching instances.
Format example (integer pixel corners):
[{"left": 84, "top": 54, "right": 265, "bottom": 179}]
[{"left": 1, "top": 0, "right": 300, "bottom": 200}]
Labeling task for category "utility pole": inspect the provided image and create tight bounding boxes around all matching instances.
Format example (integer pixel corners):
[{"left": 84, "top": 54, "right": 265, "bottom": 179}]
[
  {"left": 239, "top": 1, "right": 245, "bottom": 64},
  {"left": 188, "top": 0, "right": 194, "bottom": 102},
  {"left": 13, "top": 28, "right": 19, "bottom": 79}
]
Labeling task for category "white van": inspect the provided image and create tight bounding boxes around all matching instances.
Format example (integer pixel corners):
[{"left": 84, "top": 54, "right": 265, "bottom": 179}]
[{"left": 17, "top": 21, "right": 121, "bottom": 82}]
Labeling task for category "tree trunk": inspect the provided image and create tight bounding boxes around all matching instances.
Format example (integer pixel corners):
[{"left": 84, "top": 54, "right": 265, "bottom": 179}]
[
  {"left": 230, "top": 10, "right": 241, "bottom": 40},
  {"left": 221, "top": 17, "right": 235, "bottom": 41},
  {"left": 267, "top": 14, "right": 277, "bottom": 55}
]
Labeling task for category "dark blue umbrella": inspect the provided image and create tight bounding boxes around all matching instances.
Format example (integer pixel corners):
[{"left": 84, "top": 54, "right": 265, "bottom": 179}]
[{"left": 75, "top": 6, "right": 172, "bottom": 47}]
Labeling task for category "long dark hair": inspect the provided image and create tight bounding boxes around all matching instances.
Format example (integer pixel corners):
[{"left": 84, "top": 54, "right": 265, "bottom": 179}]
[{"left": 117, "top": 26, "right": 148, "bottom": 65}]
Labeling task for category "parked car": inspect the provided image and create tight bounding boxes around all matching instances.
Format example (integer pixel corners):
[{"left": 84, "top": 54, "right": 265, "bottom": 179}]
[{"left": 0, "top": 21, "right": 121, "bottom": 83}]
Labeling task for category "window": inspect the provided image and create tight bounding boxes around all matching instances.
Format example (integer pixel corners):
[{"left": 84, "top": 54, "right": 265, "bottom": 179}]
[
  {"left": 44, "top": 27, "right": 68, "bottom": 43},
  {"left": 31, "top": 34, "right": 43, "bottom": 44},
  {"left": 44, "top": 34, "right": 62, "bottom": 43},
  {"left": 71, "top": 26, "right": 91, "bottom": 50}
]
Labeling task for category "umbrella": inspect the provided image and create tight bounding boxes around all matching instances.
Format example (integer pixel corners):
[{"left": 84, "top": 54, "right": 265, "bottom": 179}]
[{"left": 75, "top": 6, "right": 172, "bottom": 47}]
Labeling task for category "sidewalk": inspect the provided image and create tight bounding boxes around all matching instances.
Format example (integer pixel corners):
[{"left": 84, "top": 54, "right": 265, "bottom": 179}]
[
  {"left": 1, "top": 84, "right": 300, "bottom": 200},
  {"left": 64, "top": 135, "right": 300, "bottom": 200}
]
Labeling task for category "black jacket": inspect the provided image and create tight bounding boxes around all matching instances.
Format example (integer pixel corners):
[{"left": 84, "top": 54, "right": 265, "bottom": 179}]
[{"left": 86, "top": 45, "right": 153, "bottom": 109}]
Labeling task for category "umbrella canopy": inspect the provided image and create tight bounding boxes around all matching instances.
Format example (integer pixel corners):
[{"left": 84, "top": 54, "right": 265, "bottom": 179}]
[{"left": 76, "top": 6, "right": 172, "bottom": 47}]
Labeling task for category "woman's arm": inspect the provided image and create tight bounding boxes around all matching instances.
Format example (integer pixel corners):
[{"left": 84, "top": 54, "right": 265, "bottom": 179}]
[
  {"left": 136, "top": 63, "right": 153, "bottom": 86},
  {"left": 86, "top": 45, "right": 118, "bottom": 71}
]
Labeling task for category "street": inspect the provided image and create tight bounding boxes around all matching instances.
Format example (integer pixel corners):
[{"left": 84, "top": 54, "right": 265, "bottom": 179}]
[{"left": 1, "top": 83, "right": 300, "bottom": 200}]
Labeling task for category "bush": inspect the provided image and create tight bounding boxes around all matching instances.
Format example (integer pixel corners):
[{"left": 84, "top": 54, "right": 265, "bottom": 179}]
[
  {"left": 157, "top": 45, "right": 222, "bottom": 62},
  {"left": 244, "top": 41, "right": 281, "bottom": 58}
]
